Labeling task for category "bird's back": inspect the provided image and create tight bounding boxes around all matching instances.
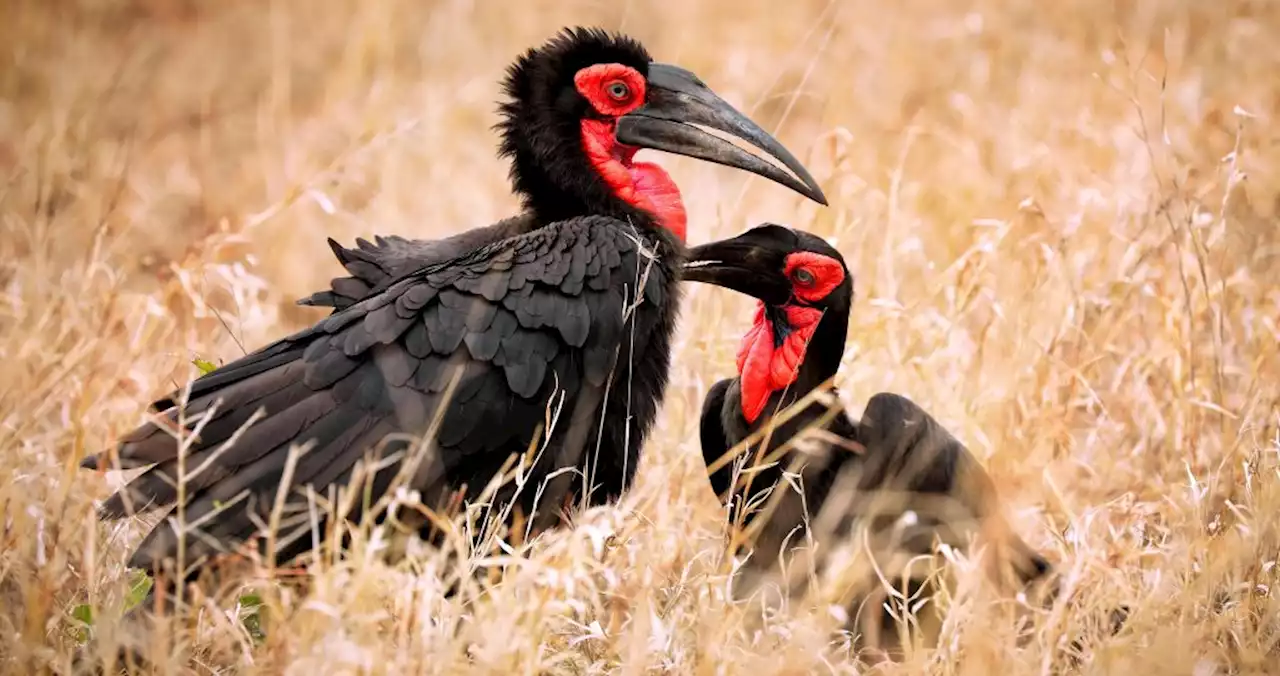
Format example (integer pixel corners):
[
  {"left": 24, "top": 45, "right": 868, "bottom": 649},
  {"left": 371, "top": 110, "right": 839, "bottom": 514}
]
[{"left": 702, "top": 384, "right": 1027, "bottom": 555}]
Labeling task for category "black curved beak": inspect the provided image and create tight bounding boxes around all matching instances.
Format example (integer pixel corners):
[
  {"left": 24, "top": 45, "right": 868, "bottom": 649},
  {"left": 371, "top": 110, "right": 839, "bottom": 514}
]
[
  {"left": 616, "top": 63, "right": 828, "bottom": 206},
  {"left": 682, "top": 224, "right": 797, "bottom": 306}
]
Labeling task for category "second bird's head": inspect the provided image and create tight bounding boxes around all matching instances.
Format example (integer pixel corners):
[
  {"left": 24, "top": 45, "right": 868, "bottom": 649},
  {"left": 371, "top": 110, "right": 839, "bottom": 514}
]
[
  {"left": 683, "top": 224, "right": 853, "bottom": 424},
  {"left": 498, "top": 27, "right": 827, "bottom": 242}
]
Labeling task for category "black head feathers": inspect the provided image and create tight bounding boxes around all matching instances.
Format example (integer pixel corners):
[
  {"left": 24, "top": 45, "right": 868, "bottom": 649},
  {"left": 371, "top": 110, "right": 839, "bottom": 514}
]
[{"left": 495, "top": 27, "right": 654, "bottom": 221}]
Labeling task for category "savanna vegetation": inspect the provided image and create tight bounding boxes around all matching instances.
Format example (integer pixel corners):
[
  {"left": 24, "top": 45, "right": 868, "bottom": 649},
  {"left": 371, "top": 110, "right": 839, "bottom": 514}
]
[{"left": 2, "top": 0, "right": 1278, "bottom": 673}]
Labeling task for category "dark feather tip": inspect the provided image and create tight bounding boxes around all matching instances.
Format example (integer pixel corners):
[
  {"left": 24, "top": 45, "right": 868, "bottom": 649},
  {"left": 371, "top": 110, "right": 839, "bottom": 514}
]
[
  {"left": 297, "top": 291, "right": 341, "bottom": 307},
  {"left": 326, "top": 237, "right": 352, "bottom": 263}
]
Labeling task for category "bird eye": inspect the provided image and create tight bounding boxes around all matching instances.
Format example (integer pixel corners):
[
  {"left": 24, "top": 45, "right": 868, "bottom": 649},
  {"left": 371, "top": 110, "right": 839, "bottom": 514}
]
[
  {"left": 793, "top": 268, "right": 815, "bottom": 287},
  {"left": 605, "top": 81, "right": 630, "bottom": 101}
]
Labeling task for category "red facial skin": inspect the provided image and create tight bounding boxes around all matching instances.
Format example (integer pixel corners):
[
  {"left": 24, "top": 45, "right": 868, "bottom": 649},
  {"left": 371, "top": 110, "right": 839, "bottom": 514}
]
[
  {"left": 575, "top": 63, "right": 688, "bottom": 242},
  {"left": 735, "top": 251, "right": 847, "bottom": 423}
]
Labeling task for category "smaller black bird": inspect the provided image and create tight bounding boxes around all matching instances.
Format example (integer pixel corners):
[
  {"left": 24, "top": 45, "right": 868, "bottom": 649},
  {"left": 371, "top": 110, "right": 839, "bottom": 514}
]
[{"left": 683, "top": 224, "right": 1052, "bottom": 654}]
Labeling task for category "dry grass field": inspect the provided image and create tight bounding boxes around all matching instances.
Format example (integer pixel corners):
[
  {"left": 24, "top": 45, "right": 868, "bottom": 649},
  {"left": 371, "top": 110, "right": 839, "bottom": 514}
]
[{"left": 3, "top": 0, "right": 1280, "bottom": 673}]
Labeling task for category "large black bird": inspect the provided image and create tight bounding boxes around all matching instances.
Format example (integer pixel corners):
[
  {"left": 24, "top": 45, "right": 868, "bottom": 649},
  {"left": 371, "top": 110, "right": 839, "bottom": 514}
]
[
  {"left": 80, "top": 28, "right": 828, "bottom": 619},
  {"left": 682, "top": 224, "right": 1052, "bottom": 653},
  {"left": 297, "top": 30, "right": 826, "bottom": 312}
]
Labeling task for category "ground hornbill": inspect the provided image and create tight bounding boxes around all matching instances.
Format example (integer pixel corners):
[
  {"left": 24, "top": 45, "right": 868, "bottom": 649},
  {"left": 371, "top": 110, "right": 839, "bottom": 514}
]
[
  {"left": 78, "top": 28, "right": 827, "bottom": 633},
  {"left": 683, "top": 224, "right": 1054, "bottom": 655}
]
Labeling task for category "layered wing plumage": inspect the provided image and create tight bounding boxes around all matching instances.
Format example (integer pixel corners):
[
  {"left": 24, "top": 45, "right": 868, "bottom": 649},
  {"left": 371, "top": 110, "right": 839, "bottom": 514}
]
[
  {"left": 84, "top": 215, "right": 673, "bottom": 573},
  {"left": 295, "top": 214, "right": 536, "bottom": 311}
]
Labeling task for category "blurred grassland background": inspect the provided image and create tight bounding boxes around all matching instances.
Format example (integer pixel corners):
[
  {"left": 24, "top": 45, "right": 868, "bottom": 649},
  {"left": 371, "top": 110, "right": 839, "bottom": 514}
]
[{"left": 2, "top": 0, "right": 1280, "bottom": 673}]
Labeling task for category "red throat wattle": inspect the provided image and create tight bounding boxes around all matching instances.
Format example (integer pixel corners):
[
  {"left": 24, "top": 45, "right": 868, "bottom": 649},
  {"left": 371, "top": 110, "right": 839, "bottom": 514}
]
[
  {"left": 735, "top": 302, "right": 824, "bottom": 423},
  {"left": 574, "top": 63, "right": 687, "bottom": 241},
  {"left": 580, "top": 120, "right": 688, "bottom": 241}
]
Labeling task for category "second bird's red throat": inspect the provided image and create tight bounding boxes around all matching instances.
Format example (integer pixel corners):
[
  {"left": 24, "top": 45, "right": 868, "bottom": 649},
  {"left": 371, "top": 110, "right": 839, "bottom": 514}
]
[
  {"left": 581, "top": 120, "right": 688, "bottom": 241},
  {"left": 736, "top": 302, "right": 823, "bottom": 424}
]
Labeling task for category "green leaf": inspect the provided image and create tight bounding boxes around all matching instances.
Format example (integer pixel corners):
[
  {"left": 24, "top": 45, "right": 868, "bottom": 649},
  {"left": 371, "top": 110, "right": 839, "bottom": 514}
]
[
  {"left": 69, "top": 603, "right": 94, "bottom": 644},
  {"left": 71, "top": 603, "right": 94, "bottom": 626},
  {"left": 193, "top": 357, "right": 218, "bottom": 375},
  {"left": 124, "top": 570, "right": 153, "bottom": 612},
  {"left": 238, "top": 592, "right": 266, "bottom": 643}
]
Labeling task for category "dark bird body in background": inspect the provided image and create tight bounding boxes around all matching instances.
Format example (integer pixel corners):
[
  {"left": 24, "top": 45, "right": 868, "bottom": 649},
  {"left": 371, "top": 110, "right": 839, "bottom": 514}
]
[
  {"left": 77, "top": 28, "right": 828, "bottom": 648},
  {"left": 683, "top": 225, "right": 1052, "bottom": 655}
]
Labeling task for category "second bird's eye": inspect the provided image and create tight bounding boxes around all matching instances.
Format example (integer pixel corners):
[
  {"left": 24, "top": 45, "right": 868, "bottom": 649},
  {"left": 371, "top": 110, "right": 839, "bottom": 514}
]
[
  {"left": 606, "top": 81, "right": 630, "bottom": 101},
  {"left": 793, "top": 269, "right": 815, "bottom": 286}
]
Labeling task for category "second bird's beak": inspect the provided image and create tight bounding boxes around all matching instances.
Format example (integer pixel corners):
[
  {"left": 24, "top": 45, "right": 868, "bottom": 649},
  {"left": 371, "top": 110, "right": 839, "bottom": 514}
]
[
  {"left": 616, "top": 63, "right": 828, "bottom": 206},
  {"left": 682, "top": 225, "right": 796, "bottom": 306}
]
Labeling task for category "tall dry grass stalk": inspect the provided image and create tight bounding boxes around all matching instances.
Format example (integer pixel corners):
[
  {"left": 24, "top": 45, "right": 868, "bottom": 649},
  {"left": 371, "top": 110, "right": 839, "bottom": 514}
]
[{"left": 2, "top": 0, "right": 1278, "bottom": 673}]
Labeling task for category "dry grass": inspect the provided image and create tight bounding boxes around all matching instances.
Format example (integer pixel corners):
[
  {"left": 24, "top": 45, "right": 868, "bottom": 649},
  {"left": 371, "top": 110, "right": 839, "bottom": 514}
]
[{"left": 2, "top": 0, "right": 1280, "bottom": 673}]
